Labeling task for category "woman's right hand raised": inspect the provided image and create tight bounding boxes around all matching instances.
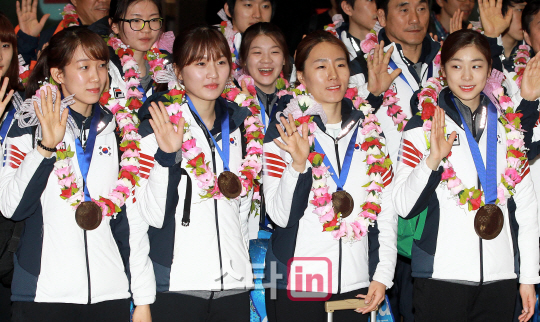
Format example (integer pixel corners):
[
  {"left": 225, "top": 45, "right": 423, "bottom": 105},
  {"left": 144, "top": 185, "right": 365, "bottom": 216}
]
[
  {"left": 274, "top": 114, "right": 311, "bottom": 173},
  {"left": 34, "top": 86, "right": 68, "bottom": 157},
  {"left": 16, "top": 0, "right": 50, "bottom": 38},
  {"left": 149, "top": 101, "right": 185, "bottom": 153},
  {"left": 0, "top": 78, "right": 15, "bottom": 118},
  {"left": 426, "top": 107, "right": 456, "bottom": 171}
]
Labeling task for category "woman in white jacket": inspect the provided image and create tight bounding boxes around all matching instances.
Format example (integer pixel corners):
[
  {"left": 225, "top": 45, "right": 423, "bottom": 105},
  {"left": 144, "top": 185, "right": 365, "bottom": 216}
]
[
  {"left": 0, "top": 27, "right": 133, "bottom": 322},
  {"left": 262, "top": 30, "right": 398, "bottom": 322},
  {"left": 392, "top": 29, "right": 540, "bottom": 322},
  {"left": 131, "top": 25, "right": 259, "bottom": 322}
]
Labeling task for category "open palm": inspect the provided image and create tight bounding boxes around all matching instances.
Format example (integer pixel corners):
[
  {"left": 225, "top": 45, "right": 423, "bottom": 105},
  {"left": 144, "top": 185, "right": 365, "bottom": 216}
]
[
  {"left": 367, "top": 41, "right": 401, "bottom": 97},
  {"left": 149, "top": 101, "right": 184, "bottom": 153},
  {"left": 426, "top": 107, "right": 456, "bottom": 170},
  {"left": 520, "top": 55, "right": 540, "bottom": 101},
  {"left": 16, "top": 0, "right": 49, "bottom": 37},
  {"left": 274, "top": 114, "right": 310, "bottom": 172},
  {"left": 478, "top": 0, "right": 512, "bottom": 38}
]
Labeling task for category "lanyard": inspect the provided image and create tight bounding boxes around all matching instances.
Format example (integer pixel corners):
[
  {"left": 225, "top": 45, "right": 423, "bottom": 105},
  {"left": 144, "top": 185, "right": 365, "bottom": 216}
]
[
  {"left": 137, "top": 84, "right": 148, "bottom": 103},
  {"left": 0, "top": 108, "right": 16, "bottom": 145},
  {"left": 257, "top": 96, "right": 267, "bottom": 133},
  {"left": 71, "top": 104, "right": 101, "bottom": 202},
  {"left": 388, "top": 60, "right": 433, "bottom": 90},
  {"left": 451, "top": 94, "right": 498, "bottom": 204},
  {"left": 314, "top": 127, "right": 358, "bottom": 191},
  {"left": 186, "top": 95, "right": 231, "bottom": 171}
]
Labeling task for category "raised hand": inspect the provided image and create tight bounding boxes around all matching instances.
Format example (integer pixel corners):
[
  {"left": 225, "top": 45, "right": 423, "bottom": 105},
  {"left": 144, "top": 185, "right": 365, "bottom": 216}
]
[
  {"left": 426, "top": 107, "right": 456, "bottom": 171},
  {"left": 0, "top": 78, "right": 14, "bottom": 118},
  {"left": 355, "top": 280, "right": 386, "bottom": 314},
  {"left": 149, "top": 101, "right": 185, "bottom": 153},
  {"left": 450, "top": 9, "right": 465, "bottom": 34},
  {"left": 367, "top": 41, "right": 401, "bottom": 97},
  {"left": 34, "top": 86, "right": 69, "bottom": 157},
  {"left": 16, "top": 0, "right": 50, "bottom": 37},
  {"left": 520, "top": 55, "right": 540, "bottom": 101},
  {"left": 429, "top": 32, "right": 440, "bottom": 43},
  {"left": 478, "top": 0, "right": 512, "bottom": 38},
  {"left": 274, "top": 114, "right": 310, "bottom": 173}
]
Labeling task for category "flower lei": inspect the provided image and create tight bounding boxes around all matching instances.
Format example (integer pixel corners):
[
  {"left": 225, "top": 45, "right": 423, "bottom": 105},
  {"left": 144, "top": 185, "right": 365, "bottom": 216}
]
[
  {"left": 323, "top": 14, "right": 344, "bottom": 38},
  {"left": 60, "top": 4, "right": 79, "bottom": 28},
  {"left": 512, "top": 44, "right": 531, "bottom": 87},
  {"left": 286, "top": 87, "right": 390, "bottom": 242},
  {"left": 51, "top": 85, "right": 142, "bottom": 218},
  {"left": 18, "top": 55, "right": 30, "bottom": 86},
  {"left": 418, "top": 78, "right": 527, "bottom": 211},
  {"left": 105, "top": 34, "right": 167, "bottom": 111},
  {"left": 159, "top": 84, "right": 265, "bottom": 205}
]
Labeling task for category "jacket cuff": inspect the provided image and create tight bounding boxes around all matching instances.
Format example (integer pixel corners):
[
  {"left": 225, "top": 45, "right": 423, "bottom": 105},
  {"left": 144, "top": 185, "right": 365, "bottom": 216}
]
[
  {"left": 154, "top": 148, "right": 180, "bottom": 167},
  {"left": 133, "top": 295, "right": 156, "bottom": 306},
  {"left": 17, "top": 29, "right": 39, "bottom": 44},
  {"left": 286, "top": 160, "right": 310, "bottom": 178}
]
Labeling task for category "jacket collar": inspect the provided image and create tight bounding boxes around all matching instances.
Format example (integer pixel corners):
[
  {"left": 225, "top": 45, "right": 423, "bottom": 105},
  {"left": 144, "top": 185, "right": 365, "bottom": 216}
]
[{"left": 312, "top": 97, "right": 365, "bottom": 140}]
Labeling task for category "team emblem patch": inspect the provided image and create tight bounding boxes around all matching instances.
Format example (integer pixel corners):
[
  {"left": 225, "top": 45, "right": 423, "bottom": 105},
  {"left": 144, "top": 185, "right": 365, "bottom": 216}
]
[
  {"left": 230, "top": 137, "right": 237, "bottom": 145},
  {"left": 98, "top": 145, "right": 112, "bottom": 156},
  {"left": 447, "top": 133, "right": 460, "bottom": 146},
  {"left": 113, "top": 88, "right": 125, "bottom": 99},
  {"left": 354, "top": 143, "right": 360, "bottom": 150}
]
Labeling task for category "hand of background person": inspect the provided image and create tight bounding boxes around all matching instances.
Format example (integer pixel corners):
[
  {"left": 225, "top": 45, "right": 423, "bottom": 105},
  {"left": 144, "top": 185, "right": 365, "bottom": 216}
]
[
  {"left": 518, "top": 284, "right": 535, "bottom": 322},
  {"left": 520, "top": 55, "right": 540, "bottom": 101},
  {"left": 132, "top": 304, "right": 152, "bottom": 322},
  {"left": 478, "top": 0, "right": 512, "bottom": 38},
  {"left": 0, "top": 78, "right": 14, "bottom": 120},
  {"left": 16, "top": 0, "right": 49, "bottom": 37}
]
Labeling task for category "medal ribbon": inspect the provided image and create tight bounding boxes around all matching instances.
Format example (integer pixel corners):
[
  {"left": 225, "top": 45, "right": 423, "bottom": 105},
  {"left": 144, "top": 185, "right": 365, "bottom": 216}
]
[
  {"left": 451, "top": 94, "right": 498, "bottom": 204},
  {"left": 257, "top": 96, "right": 267, "bottom": 133},
  {"left": 71, "top": 104, "right": 101, "bottom": 202},
  {"left": 0, "top": 108, "right": 16, "bottom": 145},
  {"left": 313, "top": 127, "right": 358, "bottom": 191},
  {"left": 388, "top": 60, "right": 433, "bottom": 90},
  {"left": 186, "top": 95, "right": 231, "bottom": 171}
]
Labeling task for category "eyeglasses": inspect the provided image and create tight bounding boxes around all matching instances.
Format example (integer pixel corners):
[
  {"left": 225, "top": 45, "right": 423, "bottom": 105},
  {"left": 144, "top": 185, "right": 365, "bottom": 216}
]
[{"left": 120, "top": 18, "right": 163, "bottom": 31}]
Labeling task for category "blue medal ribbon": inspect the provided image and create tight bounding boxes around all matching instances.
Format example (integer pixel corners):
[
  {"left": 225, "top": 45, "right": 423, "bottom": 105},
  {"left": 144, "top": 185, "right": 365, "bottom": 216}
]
[
  {"left": 71, "top": 104, "right": 101, "bottom": 202},
  {"left": 257, "top": 96, "right": 267, "bottom": 133},
  {"left": 0, "top": 108, "right": 16, "bottom": 145},
  {"left": 186, "top": 95, "right": 231, "bottom": 171},
  {"left": 314, "top": 127, "right": 358, "bottom": 191},
  {"left": 388, "top": 60, "right": 433, "bottom": 90},
  {"left": 137, "top": 84, "right": 148, "bottom": 103},
  {"left": 451, "top": 94, "right": 498, "bottom": 204}
]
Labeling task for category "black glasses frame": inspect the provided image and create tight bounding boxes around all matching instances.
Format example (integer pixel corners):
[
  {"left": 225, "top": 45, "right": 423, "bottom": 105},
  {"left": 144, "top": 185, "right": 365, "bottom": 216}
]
[{"left": 119, "top": 18, "right": 163, "bottom": 31}]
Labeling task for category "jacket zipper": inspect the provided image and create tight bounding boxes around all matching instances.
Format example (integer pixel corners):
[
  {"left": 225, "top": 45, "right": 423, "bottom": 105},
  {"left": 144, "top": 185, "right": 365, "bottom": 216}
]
[
  {"left": 211, "top": 145, "right": 225, "bottom": 291},
  {"left": 332, "top": 137, "right": 343, "bottom": 294},
  {"left": 190, "top": 112, "right": 225, "bottom": 291},
  {"left": 84, "top": 231, "right": 91, "bottom": 304}
]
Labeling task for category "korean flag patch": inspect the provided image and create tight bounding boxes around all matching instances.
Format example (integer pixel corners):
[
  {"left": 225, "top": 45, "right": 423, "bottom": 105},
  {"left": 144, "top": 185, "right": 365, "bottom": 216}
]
[{"left": 98, "top": 145, "right": 112, "bottom": 156}]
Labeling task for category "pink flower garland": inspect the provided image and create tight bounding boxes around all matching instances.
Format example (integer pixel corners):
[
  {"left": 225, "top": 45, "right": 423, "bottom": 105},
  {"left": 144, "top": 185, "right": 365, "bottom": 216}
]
[
  {"left": 513, "top": 44, "right": 531, "bottom": 87},
  {"left": 159, "top": 85, "right": 265, "bottom": 204},
  {"left": 418, "top": 78, "right": 527, "bottom": 210},
  {"left": 287, "top": 87, "right": 390, "bottom": 243},
  {"left": 52, "top": 84, "right": 142, "bottom": 219},
  {"left": 60, "top": 4, "right": 79, "bottom": 28}
]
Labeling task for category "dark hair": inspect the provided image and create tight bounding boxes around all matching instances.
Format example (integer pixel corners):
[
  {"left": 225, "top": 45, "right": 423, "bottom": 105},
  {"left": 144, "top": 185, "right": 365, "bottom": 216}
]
[
  {"left": 441, "top": 29, "right": 492, "bottom": 70},
  {"left": 26, "top": 27, "right": 109, "bottom": 97},
  {"left": 156, "top": 24, "right": 232, "bottom": 92},
  {"left": 110, "top": 0, "right": 163, "bottom": 34},
  {"left": 0, "top": 12, "right": 23, "bottom": 93},
  {"left": 295, "top": 30, "right": 350, "bottom": 74},
  {"left": 238, "top": 22, "right": 292, "bottom": 80},
  {"left": 502, "top": 0, "right": 527, "bottom": 17},
  {"left": 522, "top": 1, "right": 540, "bottom": 35},
  {"left": 224, "top": 0, "right": 276, "bottom": 20}
]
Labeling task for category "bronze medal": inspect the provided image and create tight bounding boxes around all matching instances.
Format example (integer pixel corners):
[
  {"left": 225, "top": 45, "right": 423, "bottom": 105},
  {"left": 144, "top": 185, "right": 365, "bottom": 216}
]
[
  {"left": 332, "top": 191, "right": 354, "bottom": 219},
  {"left": 474, "top": 204, "right": 504, "bottom": 240},
  {"left": 75, "top": 201, "right": 102, "bottom": 230},
  {"left": 217, "top": 171, "right": 242, "bottom": 199}
]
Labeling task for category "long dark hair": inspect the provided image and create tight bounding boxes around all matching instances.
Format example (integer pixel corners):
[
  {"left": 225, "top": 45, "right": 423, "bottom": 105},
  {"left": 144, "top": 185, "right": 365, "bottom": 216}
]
[
  {"left": 238, "top": 22, "right": 292, "bottom": 80},
  {"left": 156, "top": 24, "right": 232, "bottom": 92},
  {"left": 0, "top": 12, "right": 23, "bottom": 93},
  {"left": 441, "top": 29, "right": 492, "bottom": 71},
  {"left": 26, "top": 27, "right": 109, "bottom": 97}
]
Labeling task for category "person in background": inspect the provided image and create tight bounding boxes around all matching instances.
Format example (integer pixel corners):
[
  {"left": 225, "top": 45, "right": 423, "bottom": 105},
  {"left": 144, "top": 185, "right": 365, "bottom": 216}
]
[{"left": 429, "top": 0, "right": 475, "bottom": 40}]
